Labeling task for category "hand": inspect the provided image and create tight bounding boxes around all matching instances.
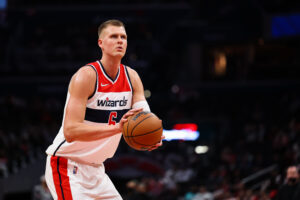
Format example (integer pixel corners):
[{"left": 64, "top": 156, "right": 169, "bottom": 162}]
[
  {"left": 118, "top": 108, "right": 143, "bottom": 132},
  {"left": 148, "top": 135, "right": 165, "bottom": 151}
]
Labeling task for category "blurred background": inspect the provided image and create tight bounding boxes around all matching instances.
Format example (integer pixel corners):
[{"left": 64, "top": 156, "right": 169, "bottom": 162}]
[{"left": 0, "top": 0, "right": 300, "bottom": 199}]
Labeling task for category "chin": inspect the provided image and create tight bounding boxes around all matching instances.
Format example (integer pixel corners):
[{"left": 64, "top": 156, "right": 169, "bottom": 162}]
[{"left": 114, "top": 53, "right": 125, "bottom": 58}]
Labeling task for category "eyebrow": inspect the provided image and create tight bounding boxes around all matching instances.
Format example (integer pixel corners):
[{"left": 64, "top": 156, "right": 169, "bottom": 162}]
[{"left": 110, "top": 33, "right": 127, "bottom": 38}]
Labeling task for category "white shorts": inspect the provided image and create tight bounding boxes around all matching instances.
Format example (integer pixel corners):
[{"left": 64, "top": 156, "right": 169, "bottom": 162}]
[{"left": 45, "top": 155, "right": 122, "bottom": 200}]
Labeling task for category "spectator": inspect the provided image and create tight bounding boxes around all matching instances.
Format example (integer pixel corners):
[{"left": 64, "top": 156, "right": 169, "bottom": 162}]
[
  {"left": 192, "top": 186, "right": 214, "bottom": 200},
  {"left": 275, "top": 166, "right": 299, "bottom": 200},
  {"left": 32, "top": 175, "right": 52, "bottom": 200}
]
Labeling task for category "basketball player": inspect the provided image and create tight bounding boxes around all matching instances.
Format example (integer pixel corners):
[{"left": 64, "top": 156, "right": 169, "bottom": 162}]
[{"left": 45, "top": 19, "right": 163, "bottom": 200}]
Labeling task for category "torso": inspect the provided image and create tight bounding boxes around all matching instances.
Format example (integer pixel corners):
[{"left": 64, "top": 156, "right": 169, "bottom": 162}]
[{"left": 45, "top": 60, "right": 133, "bottom": 165}]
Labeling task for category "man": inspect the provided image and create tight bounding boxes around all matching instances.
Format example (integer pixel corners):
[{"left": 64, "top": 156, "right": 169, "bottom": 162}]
[
  {"left": 276, "top": 166, "right": 299, "bottom": 200},
  {"left": 45, "top": 19, "right": 163, "bottom": 200}
]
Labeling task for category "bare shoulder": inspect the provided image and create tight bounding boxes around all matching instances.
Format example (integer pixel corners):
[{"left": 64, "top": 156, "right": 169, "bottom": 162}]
[
  {"left": 69, "top": 66, "right": 96, "bottom": 96},
  {"left": 75, "top": 66, "right": 96, "bottom": 80},
  {"left": 126, "top": 66, "right": 140, "bottom": 82},
  {"left": 125, "top": 66, "right": 144, "bottom": 97},
  {"left": 71, "top": 66, "right": 96, "bottom": 85}
]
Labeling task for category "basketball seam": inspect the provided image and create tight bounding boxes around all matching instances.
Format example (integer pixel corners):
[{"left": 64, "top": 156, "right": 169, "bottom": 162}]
[
  {"left": 123, "top": 120, "right": 127, "bottom": 143},
  {"left": 126, "top": 116, "right": 134, "bottom": 147},
  {"left": 125, "top": 126, "right": 162, "bottom": 137},
  {"left": 130, "top": 114, "right": 155, "bottom": 150},
  {"left": 130, "top": 115, "right": 153, "bottom": 147},
  {"left": 130, "top": 139, "right": 161, "bottom": 147},
  {"left": 130, "top": 114, "right": 154, "bottom": 136}
]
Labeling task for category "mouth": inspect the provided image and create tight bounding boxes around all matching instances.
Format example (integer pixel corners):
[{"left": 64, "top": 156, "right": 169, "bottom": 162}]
[{"left": 116, "top": 47, "right": 124, "bottom": 52}]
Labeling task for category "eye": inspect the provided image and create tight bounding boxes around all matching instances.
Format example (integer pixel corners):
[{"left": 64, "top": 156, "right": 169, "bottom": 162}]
[{"left": 111, "top": 34, "right": 118, "bottom": 38}]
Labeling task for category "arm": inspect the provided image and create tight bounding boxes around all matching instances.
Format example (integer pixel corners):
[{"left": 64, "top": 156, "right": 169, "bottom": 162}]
[
  {"left": 127, "top": 67, "right": 147, "bottom": 106},
  {"left": 63, "top": 66, "right": 140, "bottom": 142},
  {"left": 127, "top": 67, "right": 164, "bottom": 150}
]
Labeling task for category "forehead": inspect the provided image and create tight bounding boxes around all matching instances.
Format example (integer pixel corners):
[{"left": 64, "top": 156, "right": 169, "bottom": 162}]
[
  {"left": 287, "top": 167, "right": 298, "bottom": 174},
  {"left": 101, "top": 25, "right": 126, "bottom": 37}
]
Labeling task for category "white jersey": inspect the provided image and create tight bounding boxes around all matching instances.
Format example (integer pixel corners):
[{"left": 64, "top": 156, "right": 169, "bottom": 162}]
[{"left": 46, "top": 61, "right": 133, "bottom": 165}]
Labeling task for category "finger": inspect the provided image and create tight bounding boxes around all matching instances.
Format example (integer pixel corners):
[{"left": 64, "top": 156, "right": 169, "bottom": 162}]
[
  {"left": 148, "top": 142, "right": 162, "bottom": 151},
  {"left": 148, "top": 144, "right": 160, "bottom": 151},
  {"left": 161, "top": 135, "right": 165, "bottom": 140},
  {"left": 122, "top": 110, "right": 141, "bottom": 120},
  {"left": 130, "top": 108, "right": 143, "bottom": 112},
  {"left": 123, "top": 112, "right": 135, "bottom": 118},
  {"left": 123, "top": 113, "right": 132, "bottom": 118},
  {"left": 148, "top": 147, "right": 155, "bottom": 151},
  {"left": 120, "top": 118, "right": 128, "bottom": 123},
  {"left": 156, "top": 142, "right": 162, "bottom": 147}
]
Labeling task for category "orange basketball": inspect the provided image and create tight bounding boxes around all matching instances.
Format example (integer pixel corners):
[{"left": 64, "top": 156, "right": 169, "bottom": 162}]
[{"left": 122, "top": 111, "right": 163, "bottom": 151}]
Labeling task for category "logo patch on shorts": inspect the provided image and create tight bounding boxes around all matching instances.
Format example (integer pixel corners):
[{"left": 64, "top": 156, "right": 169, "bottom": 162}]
[{"left": 73, "top": 166, "right": 78, "bottom": 174}]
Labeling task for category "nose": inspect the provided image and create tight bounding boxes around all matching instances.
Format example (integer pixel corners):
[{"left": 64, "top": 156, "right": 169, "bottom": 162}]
[{"left": 117, "top": 36, "right": 123, "bottom": 44}]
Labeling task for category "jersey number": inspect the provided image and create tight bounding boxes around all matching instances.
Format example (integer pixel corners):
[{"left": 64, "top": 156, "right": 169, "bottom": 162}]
[{"left": 108, "top": 112, "right": 117, "bottom": 125}]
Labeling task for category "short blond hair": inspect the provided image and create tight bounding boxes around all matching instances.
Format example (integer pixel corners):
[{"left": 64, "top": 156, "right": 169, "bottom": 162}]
[{"left": 98, "top": 19, "right": 125, "bottom": 38}]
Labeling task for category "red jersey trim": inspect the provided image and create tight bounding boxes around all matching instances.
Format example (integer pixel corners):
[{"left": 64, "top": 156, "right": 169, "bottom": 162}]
[
  {"left": 98, "top": 61, "right": 120, "bottom": 84},
  {"left": 86, "top": 61, "right": 132, "bottom": 93}
]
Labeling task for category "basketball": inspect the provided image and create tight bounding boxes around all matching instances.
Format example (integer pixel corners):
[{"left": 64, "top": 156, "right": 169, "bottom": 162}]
[{"left": 122, "top": 111, "right": 163, "bottom": 151}]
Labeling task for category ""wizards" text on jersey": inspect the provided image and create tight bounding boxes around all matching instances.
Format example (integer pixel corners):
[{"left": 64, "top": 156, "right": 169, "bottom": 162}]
[{"left": 97, "top": 97, "right": 128, "bottom": 107}]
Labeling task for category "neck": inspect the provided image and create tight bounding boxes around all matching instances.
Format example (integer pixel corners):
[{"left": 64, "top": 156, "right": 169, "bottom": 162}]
[{"left": 100, "top": 56, "right": 121, "bottom": 80}]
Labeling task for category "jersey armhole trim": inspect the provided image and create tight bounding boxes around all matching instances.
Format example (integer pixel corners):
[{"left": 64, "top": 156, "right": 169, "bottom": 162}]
[
  {"left": 53, "top": 140, "right": 66, "bottom": 156},
  {"left": 87, "top": 65, "right": 98, "bottom": 100},
  {"left": 124, "top": 65, "right": 133, "bottom": 92}
]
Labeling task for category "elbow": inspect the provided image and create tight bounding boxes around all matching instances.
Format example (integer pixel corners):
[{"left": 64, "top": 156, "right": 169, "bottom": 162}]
[{"left": 63, "top": 126, "right": 75, "bottom": 143}]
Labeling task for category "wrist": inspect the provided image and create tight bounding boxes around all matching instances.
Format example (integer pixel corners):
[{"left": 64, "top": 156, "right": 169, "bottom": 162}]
[{"left": 113, "top": 123, "right": 122, "bottom": 133}]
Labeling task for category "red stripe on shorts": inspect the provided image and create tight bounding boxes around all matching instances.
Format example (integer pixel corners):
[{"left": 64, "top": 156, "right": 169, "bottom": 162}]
[{"left": 51, "top": 156, "right": 73, "bottom": 200}]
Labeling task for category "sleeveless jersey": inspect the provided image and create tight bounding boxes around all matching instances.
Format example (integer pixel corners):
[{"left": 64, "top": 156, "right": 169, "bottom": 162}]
[{"left": 46, "top": 61, "right": 133, "bottom": 165}]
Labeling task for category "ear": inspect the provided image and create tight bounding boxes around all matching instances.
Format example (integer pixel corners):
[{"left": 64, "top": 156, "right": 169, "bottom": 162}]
[{"left": 98, "top": 39, "right": 103, "bottom": 48}]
